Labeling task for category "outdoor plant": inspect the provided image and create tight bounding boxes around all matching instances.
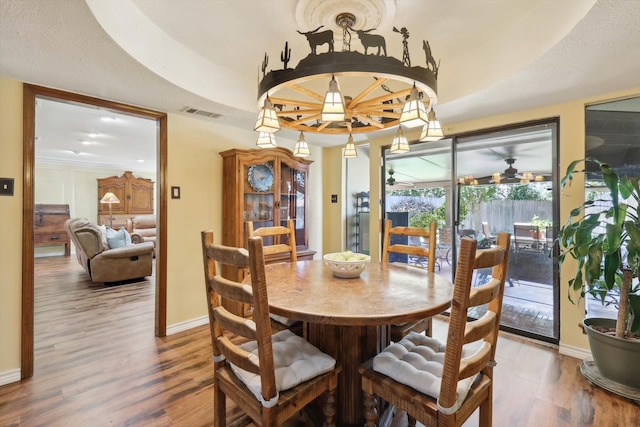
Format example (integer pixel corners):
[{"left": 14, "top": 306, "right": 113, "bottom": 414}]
[
  {"left": 558, "top": 157, "right": 640, "bottom": 338},
  {"left": 530, "top": 215, "right": 551, "bottom": 231},
  {"left": 409, "top": 211, "right": 444, "bottom": 230}
]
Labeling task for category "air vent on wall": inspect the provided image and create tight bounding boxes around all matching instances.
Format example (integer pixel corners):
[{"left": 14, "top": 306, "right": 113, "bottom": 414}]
[{"left": 181, "top": 107, "right": 222, "bottom": 119}]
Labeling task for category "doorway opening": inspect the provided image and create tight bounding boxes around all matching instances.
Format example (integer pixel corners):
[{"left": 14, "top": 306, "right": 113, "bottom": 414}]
[{"left": 22, "top": 84, "right": 168, "bottom": 378}]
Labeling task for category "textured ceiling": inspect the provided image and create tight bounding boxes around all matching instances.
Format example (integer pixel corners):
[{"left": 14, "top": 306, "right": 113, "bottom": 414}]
[{"left": 1, "top": 0, "right": 639, "bottom": 173}]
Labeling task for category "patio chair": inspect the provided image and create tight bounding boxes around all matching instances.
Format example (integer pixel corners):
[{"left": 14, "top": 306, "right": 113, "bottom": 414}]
[
  {"left": 480, "top": 221, "right": 496, "bottom": 248},
  {"left": 359, "top": 232, "right": 511, "bottom": 427}
]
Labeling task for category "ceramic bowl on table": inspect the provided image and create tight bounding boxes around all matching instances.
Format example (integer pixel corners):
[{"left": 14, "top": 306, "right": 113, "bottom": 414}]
[{"left": 323, "top": 251, "right": 371, "bottom": 278}]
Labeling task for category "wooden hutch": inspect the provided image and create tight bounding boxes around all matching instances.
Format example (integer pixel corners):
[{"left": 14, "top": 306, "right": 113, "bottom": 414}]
[
  {"left": 220, "top": 147, "right": 315, "bottom": 312},
  {"left": 97, "top": 171, "right": 154, "bottom": 228}
]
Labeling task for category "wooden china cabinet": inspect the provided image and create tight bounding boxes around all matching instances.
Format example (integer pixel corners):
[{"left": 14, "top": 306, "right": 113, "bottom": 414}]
[{"left": 219, "top": 147, "right": 315, "bottom": 314}]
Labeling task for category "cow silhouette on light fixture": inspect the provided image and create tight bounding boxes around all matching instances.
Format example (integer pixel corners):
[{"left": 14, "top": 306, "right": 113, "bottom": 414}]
[
  {"left": 352, "top": 28, "right": 387, "bottom": 56},
  {"left": 297, "top": 26, "right": 334, "bottom": 54}
]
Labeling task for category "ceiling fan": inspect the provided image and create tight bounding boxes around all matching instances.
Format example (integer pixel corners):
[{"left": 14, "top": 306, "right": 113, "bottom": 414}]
[
  {"left": 495, "top": 158, "right": 520, "bottom": 181},
  {"left": 488, "top": 158, "right": 550, "bottom": 183},
  {"left": 386, "top": 169, "right": 415, "bottom": 187}
]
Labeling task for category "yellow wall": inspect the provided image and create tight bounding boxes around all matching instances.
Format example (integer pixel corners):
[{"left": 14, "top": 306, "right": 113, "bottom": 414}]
[
  {"left": 323, "top": 87, "right": 640, "bottom": 352},
  {"left": 0, "top": 78, "right": 23, "bottom": 377},
  {"left": 322, "top": 145, "right": 345, "bottom": 254},
  {"left": 0, "top": 76, "right": 323, "bottom": 380}
]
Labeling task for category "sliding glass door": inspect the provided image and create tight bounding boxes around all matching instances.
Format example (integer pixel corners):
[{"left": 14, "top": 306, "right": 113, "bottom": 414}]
[{"left": 383, "top": 121, "right": 559, "bottom": 342}]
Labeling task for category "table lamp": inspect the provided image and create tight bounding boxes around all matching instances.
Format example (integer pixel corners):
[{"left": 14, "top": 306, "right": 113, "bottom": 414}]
[{"left": 100, "top": 191, "right": 120, "bottom": 227}]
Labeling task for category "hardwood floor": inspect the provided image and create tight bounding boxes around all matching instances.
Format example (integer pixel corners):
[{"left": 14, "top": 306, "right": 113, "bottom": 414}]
[{"left": 0, "top": 256, "right": 638, "bottom": 426}]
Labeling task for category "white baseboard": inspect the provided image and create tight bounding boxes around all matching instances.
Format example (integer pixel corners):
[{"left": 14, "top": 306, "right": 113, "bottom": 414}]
[
  {"left": 559, "top": 343, "right": 591, "bottom": 360},
  {"left": 166, "top": 315, "right": 209, "bottom": 336},
  {"left": 0, "top": 368, "right": 21, "bottom": 386}
]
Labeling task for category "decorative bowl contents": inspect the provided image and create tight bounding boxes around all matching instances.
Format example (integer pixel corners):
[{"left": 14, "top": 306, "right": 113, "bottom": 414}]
[{"left": 323, "top": 251, "right": 371, "bottom": 278}]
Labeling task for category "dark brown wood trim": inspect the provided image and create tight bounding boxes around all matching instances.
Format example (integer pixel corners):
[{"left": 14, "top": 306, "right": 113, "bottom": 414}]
[
  {"left": 21, "top": 83, "right": 168, "bottom": 378},
  {"left": 21, "top": 84, "right": 36, "bottom": 379},
  {"left": 155, "top": 114, "right": 168, "bottom": 337}
]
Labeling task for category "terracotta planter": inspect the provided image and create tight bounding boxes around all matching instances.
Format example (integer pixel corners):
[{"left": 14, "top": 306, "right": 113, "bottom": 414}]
[
  {"left": 530, "top": 230, "right": 544, "bottom": 240},
  {"left": 583, "top": 317, "right": 640, "bottom": 390}
]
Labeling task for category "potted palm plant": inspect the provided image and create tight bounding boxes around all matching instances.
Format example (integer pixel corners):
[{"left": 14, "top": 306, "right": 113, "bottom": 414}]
[{"left": 558, "top": 157, "right": 640, "bottom": 390}]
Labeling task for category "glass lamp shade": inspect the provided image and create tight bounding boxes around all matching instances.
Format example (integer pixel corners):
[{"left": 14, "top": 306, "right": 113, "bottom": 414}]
[
  {"left": 100, "top": 191, "right": 120, "bottom": 204},
  {"left": 390, "top": 126, "right": 410, "bottom": 153},
  {"left": 254, "top": 98, "right": 281, "bottom": 133},
  {"left": 293, "top": 132, "right": 311, "bottom": 157},
  {"left": 321, "top": 76, "right": 346, "bottom": 122},
  {"left": 399, "top": 86, "right": 429, "bottom": 128},
  {"left": 419, "top": 108, "right": 444, "bottom": 142},
  {"left": 100, "top": 192, "right": 120, "bottom": 228},
  {"left": 344, "top": 134, "right": 357, "bottom": 158},
  {"left": 256, "top": 131, "right": 277, "bottom": 148}
]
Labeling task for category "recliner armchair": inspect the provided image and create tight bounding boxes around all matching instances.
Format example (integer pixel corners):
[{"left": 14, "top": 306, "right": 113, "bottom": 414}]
[
  {"left": 64, "top": 218, "right": 155, "bottom": 283},
  {"left": 126, "top": 214, "right": 156, "bottom": 247}
]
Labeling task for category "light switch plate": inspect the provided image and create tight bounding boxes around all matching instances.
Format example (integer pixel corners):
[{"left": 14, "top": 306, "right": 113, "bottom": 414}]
[
  {"left": 171, "top": 186, "right": 181, "bottom": 199},
  {"left": 0, "top": 178, "right": 14, "bottom": 196}
]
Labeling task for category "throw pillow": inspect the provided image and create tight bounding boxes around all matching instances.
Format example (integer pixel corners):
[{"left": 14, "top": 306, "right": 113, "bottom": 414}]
[
  {"left": 98, "top": 225, "right": 109, "bottom": 250},
  {"left": 106, "top": 226, "right": 132, "bottom": 249}
]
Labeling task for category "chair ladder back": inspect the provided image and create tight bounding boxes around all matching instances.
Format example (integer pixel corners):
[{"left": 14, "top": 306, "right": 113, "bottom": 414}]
[
  {"left": 438, "top": 232, "right": 510, "bottom": 412},
  {"left": 201, "top": 230, "right": 222, "bottom": 361},
  {"left": 201, "top": 231, "right": 278, "bottom": 403},
  {"left": 382, "top": 219, "right": 437, "bottom": 272},
  {"left": 246, "top": 219, "right": 297, "bottom": 262}
]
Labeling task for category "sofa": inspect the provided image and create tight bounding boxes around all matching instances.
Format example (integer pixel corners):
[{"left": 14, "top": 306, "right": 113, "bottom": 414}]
[
  {"left": 126, "top": 214, "right": 156, "bottom": 248},
  {"left": 64, "top": 218, "right": 155, "bottom": 283}
]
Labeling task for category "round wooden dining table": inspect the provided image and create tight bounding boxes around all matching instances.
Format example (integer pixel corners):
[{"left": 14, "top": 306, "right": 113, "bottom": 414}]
[{"left": 261, "top": 259, "right": 454, "bottom": 426}]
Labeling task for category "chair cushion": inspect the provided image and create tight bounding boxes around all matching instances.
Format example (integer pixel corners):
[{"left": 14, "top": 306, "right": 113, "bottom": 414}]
[
  {"left": 373, "top": 332, "right": 478, "bottom": 408},
  {"left": 230, "top": 329, "right": 336, "bottom": 405}
]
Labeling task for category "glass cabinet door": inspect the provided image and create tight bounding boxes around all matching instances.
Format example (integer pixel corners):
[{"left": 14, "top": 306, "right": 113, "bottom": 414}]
[
  {"left": 281, "top": 163, "right": 307, "bottom": 248},
  {"left": 243, "top": 161, "right": 275, "bottom": 229}
]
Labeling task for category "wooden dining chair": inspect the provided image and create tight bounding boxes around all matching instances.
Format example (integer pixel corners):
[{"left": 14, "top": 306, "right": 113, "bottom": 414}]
[
  {"left": 245, "top": 219, "right": 303, "bottom": 335},
  {"left": 201, "top": 231, "right": 340, "bottom": 427},
  {"left": 382, "top": 218, "right": 437, "bottom": 342},
  {"left": 360, "top": 232, "right": 510, "bottom": 427},
  {"left": 245, "top": 219, "right": 297, "bottom": 262}
]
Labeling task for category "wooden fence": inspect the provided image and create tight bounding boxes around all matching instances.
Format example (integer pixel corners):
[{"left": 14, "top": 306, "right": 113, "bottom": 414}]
[{"left": 386, "top": 196, "right": 552, "bottom": 237}]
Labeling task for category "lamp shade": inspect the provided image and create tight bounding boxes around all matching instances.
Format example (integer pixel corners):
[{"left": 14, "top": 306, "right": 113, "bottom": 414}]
[
  {"left": 390, "top": 126, "right": 410, "bottom": 153},
  {"left": 254, "top": 98, "right": 281, "bottom": 133},
  {"left": 399, "top": 85, "right": 429, "bottom": 128},
  {"left": 293, "top": 132, "right": 311, "bottom": 157},
  {"left": 344, "top": 134, "right": 357, "bottom": 158},
  {"left": 256, "top": 131, "right": 277, "bottom": 148},
  {"left": 419, "top": 108, "right": 444, "bottom": 141},
  {"left": 321, "top": 75, "right": 346, "bottom": 122},
  {"left": 100, "top": 192, "right": 120, "bottom": 204}
]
